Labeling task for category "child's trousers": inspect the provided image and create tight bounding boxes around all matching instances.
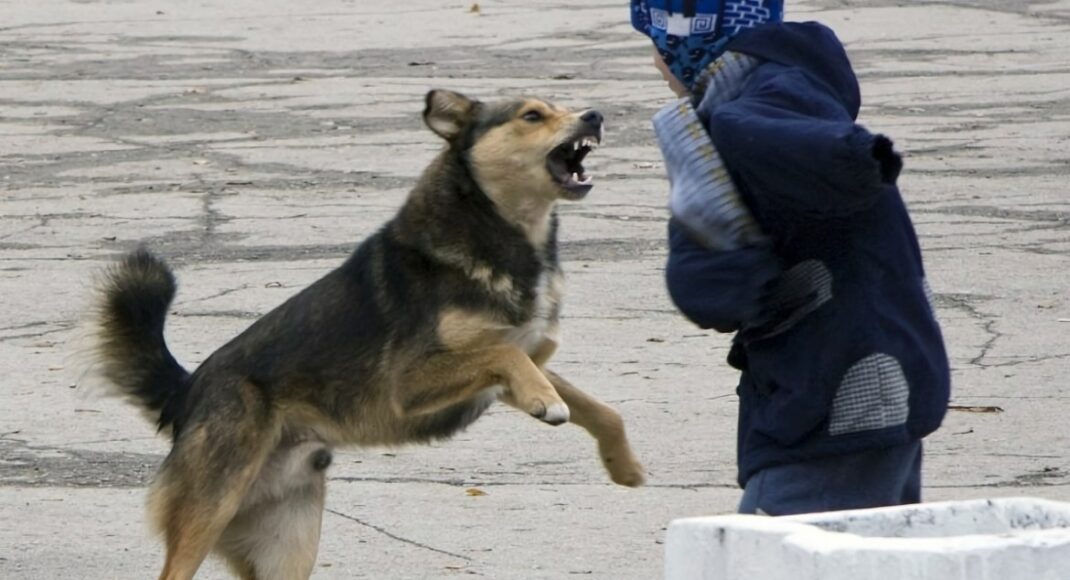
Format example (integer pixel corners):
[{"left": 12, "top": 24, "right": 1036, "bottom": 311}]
[{"left": 738, "top": 440, "right": 922, "bottom": 516}]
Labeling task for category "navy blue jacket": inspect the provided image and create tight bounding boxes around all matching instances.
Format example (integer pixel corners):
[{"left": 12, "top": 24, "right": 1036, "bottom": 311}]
[{"left": 663, "top": 22, "right": 950, "bottom": 486}]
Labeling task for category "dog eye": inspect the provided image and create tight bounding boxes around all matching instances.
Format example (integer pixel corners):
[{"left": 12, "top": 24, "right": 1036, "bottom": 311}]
[{"left": 521, "top": 110, "right": 543, "bottom": 123}]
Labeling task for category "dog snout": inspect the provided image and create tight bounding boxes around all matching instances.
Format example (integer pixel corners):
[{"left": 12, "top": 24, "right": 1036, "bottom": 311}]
[{"left": 580, "top": 110, "right": 603, "bottom": 128}]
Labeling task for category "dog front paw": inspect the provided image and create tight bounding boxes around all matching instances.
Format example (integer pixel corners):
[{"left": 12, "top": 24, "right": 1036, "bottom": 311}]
[
  {"left": 608, "top": 459, "right": 645, "bottom": 487},
  {"left": 601, "top": 446, "right": 645, "bottom": 487},
  {"left": 534, "top": 401, "right": 570, "bottom": 426}
]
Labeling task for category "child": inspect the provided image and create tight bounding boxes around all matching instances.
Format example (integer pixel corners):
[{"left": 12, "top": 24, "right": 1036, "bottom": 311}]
[{"left": 631, "top": 0, "right": 950, "bottom": 515}]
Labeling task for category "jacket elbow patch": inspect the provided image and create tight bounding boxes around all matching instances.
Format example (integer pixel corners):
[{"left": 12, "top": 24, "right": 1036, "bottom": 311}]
[
  {"left": 743, "top": 259, "right": 833, "bottom": 341},
  {"left": 828, "top": 353, "right": 910, "bottom": 436}
]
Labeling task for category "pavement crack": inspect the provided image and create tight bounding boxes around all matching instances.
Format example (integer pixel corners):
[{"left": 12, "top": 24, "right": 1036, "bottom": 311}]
[
  {"left": 930, "top": 474, "right": 1070, "bottom": 490},
  {"left": 977, "top": 352, "right": 1070, "bottom": 368},
  {"left": 174, "top": 309, "right": 262, "bottom": 319},
  {"left": 0, "top": 321, "right": 76, "bottom": 343},
  {"left": 329, "top": 475, "right": 734, "bottom": 490},
  {"left": 326, "top": 508, "right": 471, "bottom": 562},
  {"left": 0, "top": 321, "right": 49, "bottom": 333},
  {"left": 936, "top": 294, "right": 1001, "bottom": 366},
  {"left": 0, "top": 220, "right": 47, "bottom": 241},
  {"left": 329, "top": 475, "right": 509, "bottom": 486},
  {"left": 200, "top": 189, "right": 226, "bottom": 241},
  {"left": 181, "top": 283, "right": 253, "bottom": 305},
  {"left": 971, "top": 318, "right": 1001, "bottom": 366}
]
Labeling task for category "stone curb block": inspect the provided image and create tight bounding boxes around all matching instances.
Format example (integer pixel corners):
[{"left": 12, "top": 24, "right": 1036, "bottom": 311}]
[{"left": 665, "top": 497, "right": 1070, "bottom": 580}]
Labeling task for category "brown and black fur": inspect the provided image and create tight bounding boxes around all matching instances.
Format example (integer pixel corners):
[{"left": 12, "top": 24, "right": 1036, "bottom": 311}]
[{"left": 94, "top": 89, "right": 644, "bottom": 580}]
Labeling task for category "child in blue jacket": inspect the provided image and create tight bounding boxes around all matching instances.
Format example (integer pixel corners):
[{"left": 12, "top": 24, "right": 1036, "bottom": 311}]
[{"left": 632, "top": 0, "right": 950, "bottom": 515}]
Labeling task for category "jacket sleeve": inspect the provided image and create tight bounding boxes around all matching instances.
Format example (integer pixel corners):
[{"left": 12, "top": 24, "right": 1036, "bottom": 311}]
[
  {"left": 707, "top": 65, "right": 902, "bottom": 219},
  {"left": 665, "top": 220, "right": 781, "bottom": 332}
]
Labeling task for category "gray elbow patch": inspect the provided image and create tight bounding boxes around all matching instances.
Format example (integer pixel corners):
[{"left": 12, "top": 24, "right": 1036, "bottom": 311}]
[
  {"left": 829, "top": 353, "right": 909, "bottom": 436},
  {"left": 744, "top": 259, "right": 833, "bottom": 341}
]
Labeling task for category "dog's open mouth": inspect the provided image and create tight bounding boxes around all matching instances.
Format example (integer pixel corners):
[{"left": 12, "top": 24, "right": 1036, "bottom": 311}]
[{"left": 547, "top": 134, "right": 600, "bottom": 199}]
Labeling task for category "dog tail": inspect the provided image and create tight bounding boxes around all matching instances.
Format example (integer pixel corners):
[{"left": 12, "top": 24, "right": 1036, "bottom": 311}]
[{"left": 95, "top": 248, "right": 190, "bottom": 433}]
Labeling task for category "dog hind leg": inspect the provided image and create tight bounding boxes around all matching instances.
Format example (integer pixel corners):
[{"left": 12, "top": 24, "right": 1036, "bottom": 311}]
[{"left": 149, "top": 381, "right": 281, "bottom": 580}]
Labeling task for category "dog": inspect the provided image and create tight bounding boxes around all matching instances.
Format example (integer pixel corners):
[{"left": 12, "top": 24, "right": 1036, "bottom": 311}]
[{"left": 93, "top": 89, "right": 645, "bottom": 580}]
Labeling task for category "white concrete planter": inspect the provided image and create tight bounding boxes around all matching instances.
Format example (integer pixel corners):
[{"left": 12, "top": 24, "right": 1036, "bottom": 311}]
[{"left": 665, "top": 498, "right": 1070, "bottom": 580}]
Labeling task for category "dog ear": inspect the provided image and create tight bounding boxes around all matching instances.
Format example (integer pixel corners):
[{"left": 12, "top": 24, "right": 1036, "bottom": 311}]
[{"left": 424, "top": 90, "right": 477, "bottom": 141}]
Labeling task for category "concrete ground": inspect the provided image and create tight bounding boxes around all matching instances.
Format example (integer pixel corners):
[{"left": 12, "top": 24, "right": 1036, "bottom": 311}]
[{"left": 2, "top": 0, "right": 1069, "bottom": 577}]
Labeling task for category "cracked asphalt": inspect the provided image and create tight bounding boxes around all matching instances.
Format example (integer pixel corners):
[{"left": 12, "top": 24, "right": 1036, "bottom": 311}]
[{"left": 2, "top": 0, "right": 1070, "bottom": 578}]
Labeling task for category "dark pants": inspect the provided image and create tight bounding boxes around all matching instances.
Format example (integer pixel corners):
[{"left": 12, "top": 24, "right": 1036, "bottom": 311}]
[{"left": 738, "top": 440, "right": 922, "bottom": 516}]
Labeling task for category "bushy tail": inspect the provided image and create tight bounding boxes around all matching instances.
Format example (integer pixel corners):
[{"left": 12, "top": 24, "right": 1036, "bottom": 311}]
[{"left": 95, "top": 248, "right": 190, "bottom": 433}]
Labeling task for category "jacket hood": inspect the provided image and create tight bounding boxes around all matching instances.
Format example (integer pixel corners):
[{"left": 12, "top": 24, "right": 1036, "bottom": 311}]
[{"left": 728, "top": 21, "right": 862, "bottom": 118}]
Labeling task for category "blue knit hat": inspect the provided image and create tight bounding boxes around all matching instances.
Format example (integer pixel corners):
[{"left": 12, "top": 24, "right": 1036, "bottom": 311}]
[{"left": 632, "top": 0, "right": 783, "bottom": 89}]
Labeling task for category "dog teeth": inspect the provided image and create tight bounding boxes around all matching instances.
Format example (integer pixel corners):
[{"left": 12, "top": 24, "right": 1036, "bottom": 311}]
[
  {"left": 567, "top": 137, "right": 600, "bottom": 151},
  {"left": 570, "top": 172, "right": 592, "bottom": 185}
]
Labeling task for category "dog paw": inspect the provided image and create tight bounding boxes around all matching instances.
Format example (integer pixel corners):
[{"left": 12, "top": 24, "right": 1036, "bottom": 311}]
[
  {"left": 535, "top": 401, "right": 570, "bottom": 426},
  {"left": 602, "top": 451, "right": 645, "bottom": 487},
  {"left": 609, "top": 462, "right": 646, "bottom": 487}
]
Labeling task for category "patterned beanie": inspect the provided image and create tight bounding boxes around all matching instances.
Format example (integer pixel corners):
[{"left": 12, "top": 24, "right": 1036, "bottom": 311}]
[{"left": 631, "top": 0, "right": 784, "bottom": 89}]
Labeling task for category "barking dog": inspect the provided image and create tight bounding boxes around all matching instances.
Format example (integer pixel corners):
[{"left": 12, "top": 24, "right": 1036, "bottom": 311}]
[{"left": 94, "top": 89, "right": 645, "bottom": 580}]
